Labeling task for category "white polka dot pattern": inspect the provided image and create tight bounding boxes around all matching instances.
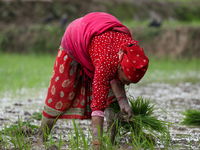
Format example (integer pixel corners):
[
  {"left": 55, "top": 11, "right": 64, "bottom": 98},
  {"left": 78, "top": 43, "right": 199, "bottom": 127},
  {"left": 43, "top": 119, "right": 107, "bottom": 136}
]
[{"left": 88, "top": 31, "right": 135, "bottom": 111}]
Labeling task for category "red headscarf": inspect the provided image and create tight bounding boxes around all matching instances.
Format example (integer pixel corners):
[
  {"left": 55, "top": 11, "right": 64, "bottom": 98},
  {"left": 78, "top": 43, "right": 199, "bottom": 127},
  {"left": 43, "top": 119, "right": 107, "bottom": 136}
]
[
  {"left": 61, "top": 12, "right": 131, "bottom": 78},
  {"left": 119, "top": 43, "right": 149, "bottom": 83}
]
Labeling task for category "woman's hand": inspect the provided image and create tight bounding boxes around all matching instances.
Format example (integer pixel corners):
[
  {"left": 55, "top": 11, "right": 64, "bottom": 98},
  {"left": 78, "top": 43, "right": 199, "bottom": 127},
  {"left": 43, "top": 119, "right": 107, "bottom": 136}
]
[
  {"left": 111, "top": 82, "right": 133, "bottom": 118},
  {"left": 118, "top": 97, "right": 133, "bottom": 118}
]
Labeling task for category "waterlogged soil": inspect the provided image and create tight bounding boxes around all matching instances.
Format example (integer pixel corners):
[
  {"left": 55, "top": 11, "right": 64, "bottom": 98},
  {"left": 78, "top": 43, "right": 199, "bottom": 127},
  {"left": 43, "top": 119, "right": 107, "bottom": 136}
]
[{"left": 0, "top": 82, "right": 200, "bottom": 149}]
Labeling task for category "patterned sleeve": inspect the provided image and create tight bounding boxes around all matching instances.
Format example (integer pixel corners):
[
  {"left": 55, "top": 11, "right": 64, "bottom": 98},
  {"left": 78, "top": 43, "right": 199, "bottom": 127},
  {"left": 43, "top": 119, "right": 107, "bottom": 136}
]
[
  {"left": 89, "top": 31, "right": 136, "bottom": 112},
  {"left": 91, "top": 57, "right": 116, "bottom": 111}
]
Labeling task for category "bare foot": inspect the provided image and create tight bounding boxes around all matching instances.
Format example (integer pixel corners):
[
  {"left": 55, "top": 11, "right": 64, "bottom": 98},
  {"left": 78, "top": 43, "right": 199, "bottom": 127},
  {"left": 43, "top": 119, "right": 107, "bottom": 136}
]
[{"left": 38, "top": 115, "right": 57, "bottom": 142}]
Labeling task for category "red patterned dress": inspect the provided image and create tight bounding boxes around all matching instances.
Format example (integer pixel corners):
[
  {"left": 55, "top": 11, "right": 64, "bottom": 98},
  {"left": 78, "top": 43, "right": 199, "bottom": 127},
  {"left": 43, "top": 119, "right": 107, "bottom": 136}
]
[{"left": 43, "top": 30, "right": 136, "bottom": 119}]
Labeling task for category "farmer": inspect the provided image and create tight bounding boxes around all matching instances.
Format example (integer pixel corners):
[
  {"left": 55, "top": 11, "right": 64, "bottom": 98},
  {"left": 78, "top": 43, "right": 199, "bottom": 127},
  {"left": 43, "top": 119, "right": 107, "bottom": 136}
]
[{"left": 39, "top": 12, "right": 149, "bottom": 149}]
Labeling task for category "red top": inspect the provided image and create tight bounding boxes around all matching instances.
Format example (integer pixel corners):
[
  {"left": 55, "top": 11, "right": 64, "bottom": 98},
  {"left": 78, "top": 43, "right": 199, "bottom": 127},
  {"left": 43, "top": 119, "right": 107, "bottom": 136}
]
[
  {"left": 89, "top": 30, "right": 137, "bottom": 112},
  {"left": 61, "top": 12, "right": 131, "bottom": 78}
]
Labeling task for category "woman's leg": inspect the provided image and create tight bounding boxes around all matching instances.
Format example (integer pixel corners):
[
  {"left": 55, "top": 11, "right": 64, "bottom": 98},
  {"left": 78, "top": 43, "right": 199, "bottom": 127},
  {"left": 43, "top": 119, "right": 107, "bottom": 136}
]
[
  {"left": 104, "top": 107, "right": 116, "bottom": 144},
  {"left": 38, "top": 115, "right": 57, "bottom": 142},
  {"left": 39, "top": 47, "right": 92, "bottom": 142},
  {"left": 92, "top": 116, "right": 104, "bottom": 150}
]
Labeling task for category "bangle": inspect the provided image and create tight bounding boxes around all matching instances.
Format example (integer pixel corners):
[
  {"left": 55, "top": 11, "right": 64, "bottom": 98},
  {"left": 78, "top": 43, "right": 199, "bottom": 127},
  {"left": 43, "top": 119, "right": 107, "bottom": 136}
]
[
  {"left": 117, "top": 96, "right": 125, "bottom": 102},
  {"left": 93, "top": 139, "right": 101, "bottom": 145}
]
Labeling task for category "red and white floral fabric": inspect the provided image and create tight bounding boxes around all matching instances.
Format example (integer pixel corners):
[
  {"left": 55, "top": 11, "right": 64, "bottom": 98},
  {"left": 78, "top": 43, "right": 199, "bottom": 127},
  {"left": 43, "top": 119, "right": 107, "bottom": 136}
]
[
  {"left": 43, "top": 47, "right": 93, "bottom": 119},
  {"left": 43, "top": 30, "right": 137, "bottom": 119}
]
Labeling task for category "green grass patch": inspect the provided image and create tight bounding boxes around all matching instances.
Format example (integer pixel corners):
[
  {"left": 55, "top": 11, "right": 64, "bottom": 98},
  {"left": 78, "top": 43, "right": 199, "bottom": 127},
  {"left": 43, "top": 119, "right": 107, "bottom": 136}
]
[
  {"left": 110, "top": 96, "right": 170, "bottom": 148},
  {"left": 30, "top": 112, "right": 43, "bottom": 120},
  {"left": 0, "top": 97, "right": 173, "bottom": 150},
  {"left": 122, "top": 19, "right": 200, "bottom": 29},
  {"left": 0, "top": 24, "right": 64, "bottom": 54},
  {"left": 0, "top": 52, "right": 55, "bottom": 93},
  {"left": 0, "top": 116, "right": 39, "bottom": 150},
  {"left": 0, "top": 53, "right": 199, "bottom": 95},
  {"left": 181, "top": 109, "right": 200, "bottom": 126},
  {"left": 140, "top": 57, "right": 200, "bottom": 85}
]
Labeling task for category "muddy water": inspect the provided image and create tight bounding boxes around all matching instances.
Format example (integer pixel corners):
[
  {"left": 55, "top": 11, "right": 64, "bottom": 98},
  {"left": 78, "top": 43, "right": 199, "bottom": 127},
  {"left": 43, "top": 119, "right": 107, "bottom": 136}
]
[
  {"left": 130, "top": 82, "right": 200, "bottom": 149},
  {"left": 0, "top": 82, "right": 200, "bottom": 149}
]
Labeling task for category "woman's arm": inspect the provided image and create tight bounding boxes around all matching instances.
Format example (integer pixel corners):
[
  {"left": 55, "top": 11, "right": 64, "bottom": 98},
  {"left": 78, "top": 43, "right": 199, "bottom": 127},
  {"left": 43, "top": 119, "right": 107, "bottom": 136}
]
[{"left": 111, "top": 82, "right": 133, "bottom": 118}]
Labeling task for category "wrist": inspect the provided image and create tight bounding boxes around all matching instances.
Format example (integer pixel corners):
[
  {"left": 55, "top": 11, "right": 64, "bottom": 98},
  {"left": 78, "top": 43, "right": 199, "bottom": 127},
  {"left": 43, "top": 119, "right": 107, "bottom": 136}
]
[
  {"left": 117, "top": 96, "right": 126, "bottom": 102},
  {"left": 117, "top": 97, "right": 128, "bottom": 105}
]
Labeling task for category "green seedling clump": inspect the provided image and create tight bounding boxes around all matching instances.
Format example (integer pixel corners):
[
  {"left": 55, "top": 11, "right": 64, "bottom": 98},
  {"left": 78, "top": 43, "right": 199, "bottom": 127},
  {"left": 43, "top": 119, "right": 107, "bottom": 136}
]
[
  {"left": 0, "top": 117, "right": 39, "bottom": 136},
  {"left": 110, "top": 96, "right": 169, "bottom": 144},
  {"left": 181, "top": 109, "right": 200, "bottom": 126},
  {"left": 30, "top": 112, "right": 43, "bottom": 120},
  {"left": 0, "top": 116, "right": 40, "bottom": 150}
]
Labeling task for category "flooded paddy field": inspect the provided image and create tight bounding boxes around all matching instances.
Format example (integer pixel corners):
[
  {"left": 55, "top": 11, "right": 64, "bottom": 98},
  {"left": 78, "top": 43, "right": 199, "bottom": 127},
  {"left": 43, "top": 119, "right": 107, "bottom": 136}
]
[
  {"left": 0, "top": 82, "right": 200, "bottom": 149},
  {"left": 131, "top": 82, "right": 200, "bottom": 149}
]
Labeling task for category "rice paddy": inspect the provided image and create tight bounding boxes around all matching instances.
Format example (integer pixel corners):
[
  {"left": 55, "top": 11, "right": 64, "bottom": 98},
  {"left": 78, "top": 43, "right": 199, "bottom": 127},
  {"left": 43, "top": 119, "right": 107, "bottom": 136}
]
[{"left": 0, "top": 53, "right": 200, "bottom": 149}]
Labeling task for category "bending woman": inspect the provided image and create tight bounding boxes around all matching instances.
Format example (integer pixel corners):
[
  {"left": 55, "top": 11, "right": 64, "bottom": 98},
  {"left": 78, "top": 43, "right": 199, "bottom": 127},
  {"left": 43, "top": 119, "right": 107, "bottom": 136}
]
[{"left": 39, "top": 12, "right": 149, "bottom": 149}]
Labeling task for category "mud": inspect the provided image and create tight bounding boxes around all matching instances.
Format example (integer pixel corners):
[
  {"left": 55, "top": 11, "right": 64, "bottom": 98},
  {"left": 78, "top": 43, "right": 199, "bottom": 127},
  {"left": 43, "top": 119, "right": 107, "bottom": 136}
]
[
  {"left": 0, "top": 82, "right": 200, "bottom": 149},
  {"left": 130, "top": 82, "right": 200, "bottom": 149}
]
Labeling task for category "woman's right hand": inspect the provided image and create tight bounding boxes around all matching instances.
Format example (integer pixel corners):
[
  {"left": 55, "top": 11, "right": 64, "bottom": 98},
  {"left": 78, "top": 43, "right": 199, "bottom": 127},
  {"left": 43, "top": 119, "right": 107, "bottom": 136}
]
[
  {"left": 111, "top": 82, "right": 133, "bottom": 118},
  {"left": 118, "top": 97, "right": 133, "bottom": 118}
]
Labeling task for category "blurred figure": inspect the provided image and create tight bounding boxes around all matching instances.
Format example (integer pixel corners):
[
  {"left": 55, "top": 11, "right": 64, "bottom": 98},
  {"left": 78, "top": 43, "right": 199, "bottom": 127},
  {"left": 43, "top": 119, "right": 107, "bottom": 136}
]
[
  {"left": 60, "top": 13, "right": 68, "bottom": 28},
  {"left": 149, "top": 18, "right": 162, "bottom": 27},
  {"left": 43, "top": 13, "right": 55, "bottom": 24},
  {"left": 148, "top": 11, "right": 162, "bottom": 28}
]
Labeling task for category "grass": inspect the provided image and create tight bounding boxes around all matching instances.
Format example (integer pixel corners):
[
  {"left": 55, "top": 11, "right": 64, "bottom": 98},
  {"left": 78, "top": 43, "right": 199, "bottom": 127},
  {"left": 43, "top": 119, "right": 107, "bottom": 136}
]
[
  {"left": 30, "top": 112, "right": 43, "bottom": 120},
  {"left": 0, "top": 52, "right": 199, "bottom": 149},
  {"left": 181, "top": 109, "right": 200, "bottom": 126},
  {"left": 122, "top": 19, "right": 200, "bottom": 29},
  {"left": 0, "top": 116, "right": 39, "bottom": 150},
  {"left": 0, "top": 106, "right": 198, "bottom": 149},
  {"left": 110, "top": 96, "right": 170, "bottom": 146},
  {"left": 0, "top": 97, "right": 174, "bottom": 150},
  {"left": 0, "top": 52, "right": 55, "bottom": 93},
  {"left": 0, "top": 53, "right": 199, "bottom": 95},
  {"left": 140, "top": 57, "right": 200, "bottom": 85}
]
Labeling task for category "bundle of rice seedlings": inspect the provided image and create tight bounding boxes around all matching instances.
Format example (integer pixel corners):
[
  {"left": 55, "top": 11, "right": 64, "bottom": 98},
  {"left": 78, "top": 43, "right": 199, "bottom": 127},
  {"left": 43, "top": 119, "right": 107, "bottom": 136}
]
[
  {"left": 110, "top": 96, "right": 168, "bottom": 139},
  {"left": 181, "top": 109, "right": 200, "bottom": 126}
]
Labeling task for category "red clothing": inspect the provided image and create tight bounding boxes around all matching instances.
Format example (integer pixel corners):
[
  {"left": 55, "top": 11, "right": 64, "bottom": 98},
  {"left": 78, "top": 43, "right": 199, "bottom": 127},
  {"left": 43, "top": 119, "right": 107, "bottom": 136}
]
[
  {"left": 43, "top": 31, "right": 137, "bottom": 119},
  {"left": 89, "top": 31, "right": 136, "bottom": 112},
  {"left": 61, "top": 12, "right": 131, "bottom": 78},
  {"left": 43, "top": 48, "right": 93, "bottom": 119}
]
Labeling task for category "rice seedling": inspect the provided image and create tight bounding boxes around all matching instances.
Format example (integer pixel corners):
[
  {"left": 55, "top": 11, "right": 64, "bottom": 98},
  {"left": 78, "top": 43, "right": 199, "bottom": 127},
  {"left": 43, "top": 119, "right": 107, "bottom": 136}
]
[
  {"left": 30, "top": 112, "right": 43, "bottom": 120},
  {"left": 72, "top": 119, "right": 80, "bottom": 149},
  {"left": 0, "top": 116, "right": 39, "bottom": 135},
  {"left": 0, "top": 112, "right": 172, "bottom": 149},
  {"left": 64, "top": 119, "right": 95, "bottom": 150},
  {"left": 58, "top": 131, "right": 64, "bottom": 150},
  {"left": 181, "top": 109, "right": 200, "bottom": 126},
  {"left": 111, "top": 96, "right": 168, "bottom": 133},
  {"left": 110, "top": 96, "right": 170, "bottom": 148},
  {"left": 79, "top": 125, "right": 89, "bottom": 150},
  {"left": 0, "top": 126, "right": 9, "bottom": 149},
  {"left": 44, "top": 129, "right": 65, "bottom": 150},
  {"left": 0, "top": 116, "right": 39, "bottom": 150}
]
